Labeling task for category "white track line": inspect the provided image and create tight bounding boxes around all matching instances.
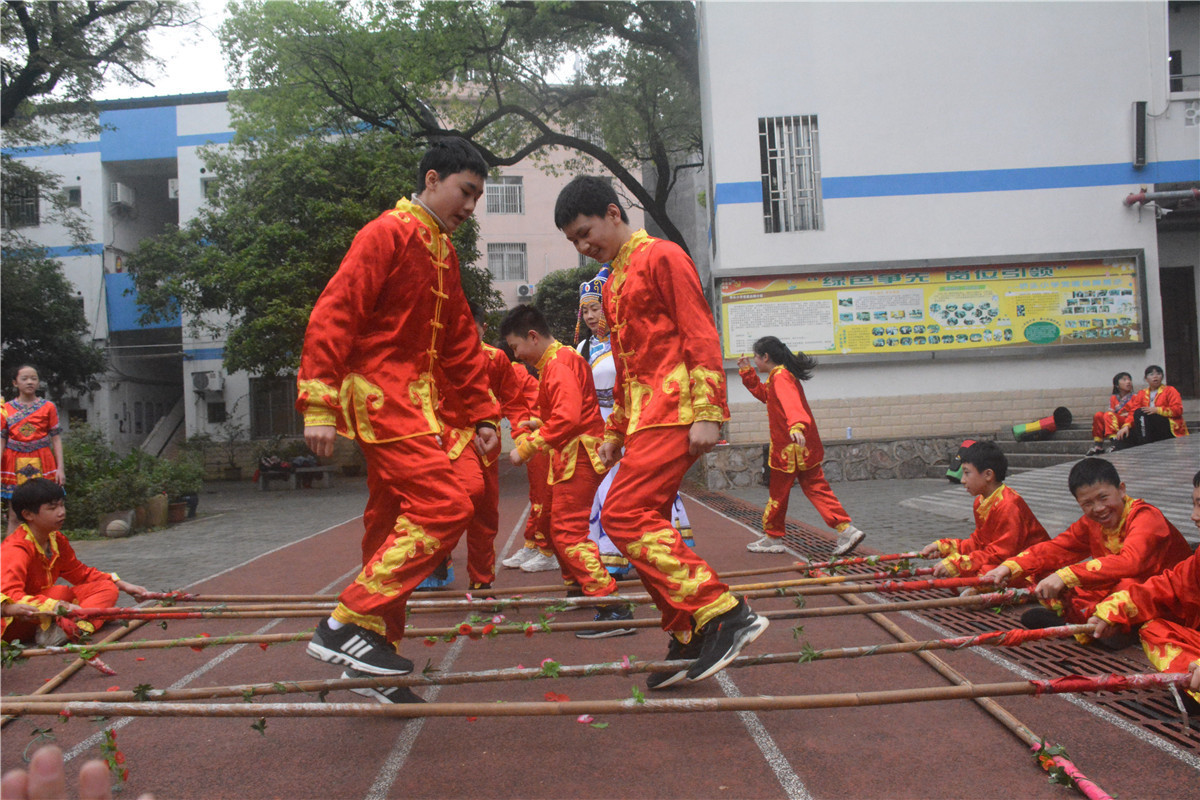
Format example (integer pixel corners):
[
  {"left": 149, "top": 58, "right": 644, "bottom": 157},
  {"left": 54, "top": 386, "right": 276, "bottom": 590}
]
[
  {"left": 364, "top": 506, "right": 530, "bottom": 800},
  {"left": 716, "top": 672, "right": 812, "bottom": 800}
]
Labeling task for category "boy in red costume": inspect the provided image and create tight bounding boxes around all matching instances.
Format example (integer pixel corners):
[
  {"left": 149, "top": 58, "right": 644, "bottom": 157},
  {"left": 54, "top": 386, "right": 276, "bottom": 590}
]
[
  {"left": 555, "top": 176, "right": 768, "bottom": 687},
  {"left": 457, "top": 303, "right": 536, "bottom": 590},
  {"left": 2, "top": 479, "right": 148, "bottom": 646},
  {"left": 500, "top": 359, "right": 558, "bottom": 570},
  {"left": 981, "top": 458, "right": 1191, "bottom": 638},
  {"left": 502, "top": 305, "right": 630, "bottom": 634},
  {"left": 1089, "top": 470, "right": 1200, "bottom": 709},
  {"left": 920, "top": 440, "right": 1049, "bottom": 578},
  {"left": 298, "top": 139, "right": 500, "bottom": 685},
  {"left": 1121, "top": 364, "right": 1189, "bottom": 444}
]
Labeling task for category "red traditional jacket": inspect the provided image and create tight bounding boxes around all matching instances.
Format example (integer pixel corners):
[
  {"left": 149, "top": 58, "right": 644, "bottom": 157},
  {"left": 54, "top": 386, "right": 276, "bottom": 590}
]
[
  {"left": 1102, "top": 392, "right": 1136, "bottom": 433},
  {"left": 0, "top": 525, "right": 117, "bottom": 633},
  {"left": 602, "top": 230, "right": 729, "bottom": 445},
  {"left": 514, "top": 341, "right": 606, "bottom": 484},
  {"left": 1094, "top": 550, "right": 1200, "bottom": 632},
  {"left": 1002, "top": 497, "right": 1191, "bottom": 591},
  {"left": 439, "top": 343, "right": 533, "bottom": 464},
  {"left": 934, "top": 485, "right": 1050, "bottom": 577},
  {"left": 296, "top": 198, "right": 497, "bottom": 442},
  {"left": 739, "top": 365, "right": 822, "bottom": 471},
  {"left": 1124, "top": 384, "right": 1189, "bottom": 438}
]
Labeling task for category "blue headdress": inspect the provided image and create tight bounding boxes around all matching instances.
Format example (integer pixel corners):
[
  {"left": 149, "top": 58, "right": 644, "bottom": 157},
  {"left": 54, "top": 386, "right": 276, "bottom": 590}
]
[{"left": 575, "top": 265, "right": 611, "bottom": 342}]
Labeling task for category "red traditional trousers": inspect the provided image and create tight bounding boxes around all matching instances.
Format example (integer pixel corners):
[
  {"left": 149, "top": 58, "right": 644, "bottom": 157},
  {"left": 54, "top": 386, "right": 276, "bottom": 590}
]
[
  {"left": 601, "top": 426, "right": 736, "bottom": 633},
  {"left": 1139, "top": 619, "right": 1200, "bottom": 703},
  {"left": 520, "top": 451, "right": 553, "bottom": 554},
  {"left": 338, "top": 435, "right": 471, "bottom": 645},
  {"left": 1091, "top": 411, "right": 1120, "bottom": 442},
  {"left": 546, "top": 451, "right": 615, "bottom": 596},
  {"left": 457, "top": 450, "right": 497, "bottom": 587},
  {"left": 1, "top": 581, "right": 118, "bottom": 643},
  {"left": 764, "top": 465, "right": 851, "bottom": 537}
]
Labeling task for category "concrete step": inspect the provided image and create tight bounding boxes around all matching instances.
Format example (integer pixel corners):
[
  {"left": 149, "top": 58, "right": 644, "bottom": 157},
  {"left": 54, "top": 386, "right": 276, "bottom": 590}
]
[
  {"left": 1003, "top": 438, "right": 1099, "bottom": 455},
  {"left": 1005, "top": 452, "right": 1084, "bottom": 469}
]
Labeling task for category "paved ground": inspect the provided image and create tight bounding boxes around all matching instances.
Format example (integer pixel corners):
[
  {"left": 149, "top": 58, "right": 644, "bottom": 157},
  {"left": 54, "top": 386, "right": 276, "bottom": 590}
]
[{"left": 4, "top": 441, "right": 1196, "bottom": 799}]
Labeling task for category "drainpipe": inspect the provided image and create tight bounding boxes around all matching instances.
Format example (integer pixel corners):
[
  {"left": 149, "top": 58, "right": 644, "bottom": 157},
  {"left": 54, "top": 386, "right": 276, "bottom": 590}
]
[{"left": 1123, "top": 188, "right": 1200, "bottom": 206}]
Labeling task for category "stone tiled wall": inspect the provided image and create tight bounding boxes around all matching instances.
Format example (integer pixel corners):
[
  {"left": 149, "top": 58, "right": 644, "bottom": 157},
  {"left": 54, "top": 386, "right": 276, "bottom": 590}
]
[{"left": 724, "top": 386, "right": 1111, "bottom": 443}]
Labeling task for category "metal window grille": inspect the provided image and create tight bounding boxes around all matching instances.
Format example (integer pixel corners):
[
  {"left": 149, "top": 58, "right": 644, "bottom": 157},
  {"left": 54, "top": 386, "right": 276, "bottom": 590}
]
[
  {"left": 250, "top": 376, "right": 303, "bottom": 438},
  {"left": 487, "top": 243, "right": 528, "bottom": 282},
  {"left": 2, "top": 180, "right": 40, "bottom": 228},
  {"left": 485, "top": 176, "right": 524, "bottom": 214},
  {"left": 758, "top": 115, "right": 823, "bottom": 233}
]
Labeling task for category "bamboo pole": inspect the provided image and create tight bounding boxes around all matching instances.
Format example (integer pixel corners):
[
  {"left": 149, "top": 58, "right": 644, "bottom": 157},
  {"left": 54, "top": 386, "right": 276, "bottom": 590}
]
[
  {"left": 0, "top": 619, "right": 148, "bottom": 728},
  {"left": 14, "top": 589, "right": 1033, "bottom": 660},
  {"left": 5, "top": 624, "right": 1094, "bottom": 705},
  {"left": 2, "top": 673, "right": 1185, "bottom": 720},
  {"left": 843, "top": 593, "right": 1113, "bottom": 798}
]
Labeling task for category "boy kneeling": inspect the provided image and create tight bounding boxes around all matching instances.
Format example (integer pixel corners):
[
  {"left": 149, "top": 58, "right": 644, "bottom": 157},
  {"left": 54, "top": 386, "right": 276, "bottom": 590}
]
[
  {"left": 981, "top": 458, "right": 1190, "bottom": 639},
  {"left": 1, "top": 478, "right": 148, "bottom": 646}
]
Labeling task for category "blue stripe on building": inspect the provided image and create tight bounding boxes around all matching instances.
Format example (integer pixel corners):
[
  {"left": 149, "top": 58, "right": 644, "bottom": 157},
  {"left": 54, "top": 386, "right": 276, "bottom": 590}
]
[
  {"left": 716, "top": 159, "right": 1200, "bottom": 205},
  {"left": 183, "top": 348, "right": 225, "bottom": 362},
  {"left": 176, "top": 132, "right": 236, "bottom": 148},
  {"left": 45, "top": 243, "right": 104, "bottom": 258},
  {"left": 1, "top": 142, "right": 102, "bottom": 158},
  {"left": 104, "top": 273, "right": 181, "bottom": 331},
  {"left": 99, "top": 106, "right": 179, "bottom": 162}
]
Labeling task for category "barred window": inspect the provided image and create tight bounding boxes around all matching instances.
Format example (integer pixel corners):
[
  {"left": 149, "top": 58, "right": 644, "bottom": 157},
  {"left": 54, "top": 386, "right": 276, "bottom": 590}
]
[
  {"left": 250, "top": 376, "right": 303, "bottom": 438},
  {"left": 2, "top": 179, "right": 40, "bottom": 228},
  {"left": 485, "top": 176, "right": 524, "bottom": 214},
  {"left": 487, "top": 243, "right": 528, "bottom": 282},
  {"left": 758, "top": 115, "right": 823, "bottom": 233}
]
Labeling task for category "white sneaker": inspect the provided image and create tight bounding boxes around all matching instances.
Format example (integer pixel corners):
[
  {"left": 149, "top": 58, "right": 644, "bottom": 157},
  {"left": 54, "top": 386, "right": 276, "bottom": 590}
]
[
  {"left": 520, "top": 551, "right": 560, "bottom": 573},
  {"left": 746, "top": 535, "right": 787, "bottom": 554},
  {"left": 501, "top": 547, "right": 537, "bottom": 569},
  {"left": 35, "top": 625, "right": 68, "bottom": 648},
  {"left": 832, "top": 524, "right": 866, "bottom": 557}
]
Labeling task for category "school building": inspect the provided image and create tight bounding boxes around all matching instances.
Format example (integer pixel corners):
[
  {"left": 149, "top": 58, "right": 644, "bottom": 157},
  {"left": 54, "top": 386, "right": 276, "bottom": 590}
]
[
  {"left": 3, "top": 92, "right": 635, "bottom": 461},
  {"left": 697, "top": 1, "right": 1199, "bottom": 448}
]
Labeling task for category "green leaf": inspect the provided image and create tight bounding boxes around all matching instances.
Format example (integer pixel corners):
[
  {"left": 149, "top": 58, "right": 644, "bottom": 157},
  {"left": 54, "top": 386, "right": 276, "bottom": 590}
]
[
  {"left": 797, "top": 643, "right": 822, "bottom": 664},
  {"left": 132, "top": 684, "right": 154, "bottom": 702},
  {"left": 250, "top": 717, "right": 268, "bottom": 736},
  {"left": 630, "top": 686, "right": 645, "bottom": 705}
]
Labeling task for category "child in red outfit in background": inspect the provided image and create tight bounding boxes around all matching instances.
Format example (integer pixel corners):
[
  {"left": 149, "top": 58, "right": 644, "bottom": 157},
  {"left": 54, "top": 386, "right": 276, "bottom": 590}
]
[
  {"left": 1, "top": 479, "right": 147, "bottom": 646},
  {"left": 920, "top": 440, "right": 1049, "bottom": 579},
  {"left": 738, "top": 336, "right": 867, "bottom": 557},
  {"left": 3, "top": 365, "right": 66, "bottom": 533},
  {"left": 982, "top": 458, "right": 1191, "bottom": 637},
  {"left": 1121, "top": 364, "right": 1189, "bottom": 445},
  {"left": 1090, "top": 470, "right": 1200, "bottom": 710},
  {"left": 1086, "top": 371, "right": 1135, "bottom": 455}
]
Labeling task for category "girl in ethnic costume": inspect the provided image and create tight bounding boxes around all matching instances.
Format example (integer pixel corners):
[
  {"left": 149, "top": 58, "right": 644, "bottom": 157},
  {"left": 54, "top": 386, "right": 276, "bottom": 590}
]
[
  {"left": 1086, "top": 371, "right": 1135, "bottom": 455},
  {"left": 3, "top": 365, "right": 65, "bottom": 533},
  {"left": 576, "top": 268, "right": 694, "bottom": 578},
  {"left": 738, "top": 337, "right": 867, "bottom": 557}
]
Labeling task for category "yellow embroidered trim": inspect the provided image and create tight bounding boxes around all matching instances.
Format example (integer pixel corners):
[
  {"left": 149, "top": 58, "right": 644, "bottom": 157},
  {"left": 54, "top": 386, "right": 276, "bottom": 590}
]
[
  {"left": 693, "top": 592, "right": 739, "bottom": 631},
  {"left": 1094, "top": 590, "right": 1138, "bottom": 624},
  {"left": 975, "top": 484, "right": 1006, "bottom": 523},
  {"left": 331, "top": 604, "right": 387, "bottom": 637},
  {"left": 1001, "top": 558, "right": 1023, "bottom": 578},
  {"left": 1100, "top": 496, "right": 1135, "bottom": 554},
  {"left": 1055, "top": 566, "right": 1081, "bottom": 587},
  {"left": 355, "top": 517, "right": 440, "bottom": 597}
]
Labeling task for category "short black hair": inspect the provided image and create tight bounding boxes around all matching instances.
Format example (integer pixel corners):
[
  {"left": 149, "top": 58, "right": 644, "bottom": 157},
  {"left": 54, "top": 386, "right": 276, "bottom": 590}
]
[
  {"left": 554, "top": 175, "right": 628, "bottom": 229},
  {"left": 960, "top": 440, "right": 1008, "bottom": 483},
  {"left": 468, "top": 301, "right": 485, "bottom": 325},
  {"left": 1193, "top": 469, "right": 1199, "bottom": 489},
  {"left": 11, "top": 478, "right": 65, "bottom": 523},
  {"left": 499, "top": 305, "right": 551, "bottom": 339},
  {"left": 1068, "top": 457, "right": 1122, "bottom": 496},
  {"left": 416, "top": 137, "right": 487, "bottom": 191},
  {"left": 1144, "top": 364, "right": 1164, "bottom": 377}
]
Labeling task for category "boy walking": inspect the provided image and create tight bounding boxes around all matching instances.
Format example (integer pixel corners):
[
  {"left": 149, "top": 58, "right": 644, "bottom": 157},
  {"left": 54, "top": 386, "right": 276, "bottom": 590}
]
[
  {"left": 501, "top": 305, "right": 630, "bottom": 635},
  {"left": 920, "top": 440, "right": 1049, "bottom": 578},
  {"left": 298, "top": 138, "right": 500, "bottom": 680},
  {"left": 554, "top": 176, "right": 768, "bottom": 687},
  {"left": 2, "top": 479, "right": 148, "bottom": 646}
]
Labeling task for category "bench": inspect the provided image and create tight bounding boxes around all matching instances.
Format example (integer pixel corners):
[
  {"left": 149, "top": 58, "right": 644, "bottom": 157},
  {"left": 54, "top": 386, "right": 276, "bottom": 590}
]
[{"left": 258, "top": 465, "right": 336, "bottom": 491}]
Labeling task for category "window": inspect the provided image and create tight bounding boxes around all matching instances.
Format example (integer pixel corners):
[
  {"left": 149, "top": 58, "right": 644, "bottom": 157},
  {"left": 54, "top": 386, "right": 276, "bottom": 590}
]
[
  {"left": 485, "top": 176, "right": 524, "bottom": 214},
  {"left": 201, "top": 177, "right": 219, "bottom": 201},
  {"left": 64, "top": 187, "right": 82, "bottom": 207},
  {"left": 206, "top": 402, "right": 227, "bottom": 424},
  {"left": 250, "top": 376, "right": 303, "bottom": 438},
  {"left": 2, "top": 179, "right": 39, "bottom": 228},
  {"left": 758, "top": 115, "right": 823, "bottom": 233},
  {"left": 487, "top": 243, "right": 528, "bottom": 282}
]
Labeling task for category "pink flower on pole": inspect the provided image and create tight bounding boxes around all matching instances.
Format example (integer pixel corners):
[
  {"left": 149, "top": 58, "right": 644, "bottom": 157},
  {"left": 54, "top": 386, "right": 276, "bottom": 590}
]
[{"left": 577, "top": 715, "right": 594, "bottom": 724}]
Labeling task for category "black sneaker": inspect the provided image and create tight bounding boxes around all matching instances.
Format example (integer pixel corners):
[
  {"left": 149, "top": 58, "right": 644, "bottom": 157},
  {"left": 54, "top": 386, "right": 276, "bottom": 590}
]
[
  {"left": 575, "top": 604, "right": 637, "bottom": 639},
  {"left": 686, "top": 599, "right": 769, "bottom": 683},
  {"left": 1020, "top": 606, "right": 1063, "bottom": 630},
  {"left": 341, "top": 669, "right": 425, "bottom": 704},
  {"left": 307, "top": 618, "right": 414, "bottom": 675},
  {"left": 645, "top": 631, "right": 706, "bottom": 690}
]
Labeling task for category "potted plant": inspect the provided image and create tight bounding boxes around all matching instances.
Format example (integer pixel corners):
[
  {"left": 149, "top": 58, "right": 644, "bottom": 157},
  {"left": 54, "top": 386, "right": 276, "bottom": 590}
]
[
  {"left": 217, "top": 416, "right": 247, "bottom": 481},
  {"left": 162, "top": 455, "right": 205, "bottom": 523}
]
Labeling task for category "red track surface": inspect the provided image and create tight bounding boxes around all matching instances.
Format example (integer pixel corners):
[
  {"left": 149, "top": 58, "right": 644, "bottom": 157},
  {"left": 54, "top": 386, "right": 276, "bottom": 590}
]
[{"left": 3, "top": 466, "right": 1196, "bottom": 799}]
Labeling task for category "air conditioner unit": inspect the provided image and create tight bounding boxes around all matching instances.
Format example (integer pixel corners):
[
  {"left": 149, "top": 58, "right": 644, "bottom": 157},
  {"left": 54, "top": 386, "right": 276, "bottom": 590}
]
[
  {"left": 167, "top": 178, "right": 179, "bottom": 199},
  {"left": 110, "top": 181, "right": 136, "bottom": 208},
  {"left": 516, "top": 283, "right": 537, "bottom": 299},
  {"left": 191, "top": 371, "right": 223, "bottom": 393}
]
